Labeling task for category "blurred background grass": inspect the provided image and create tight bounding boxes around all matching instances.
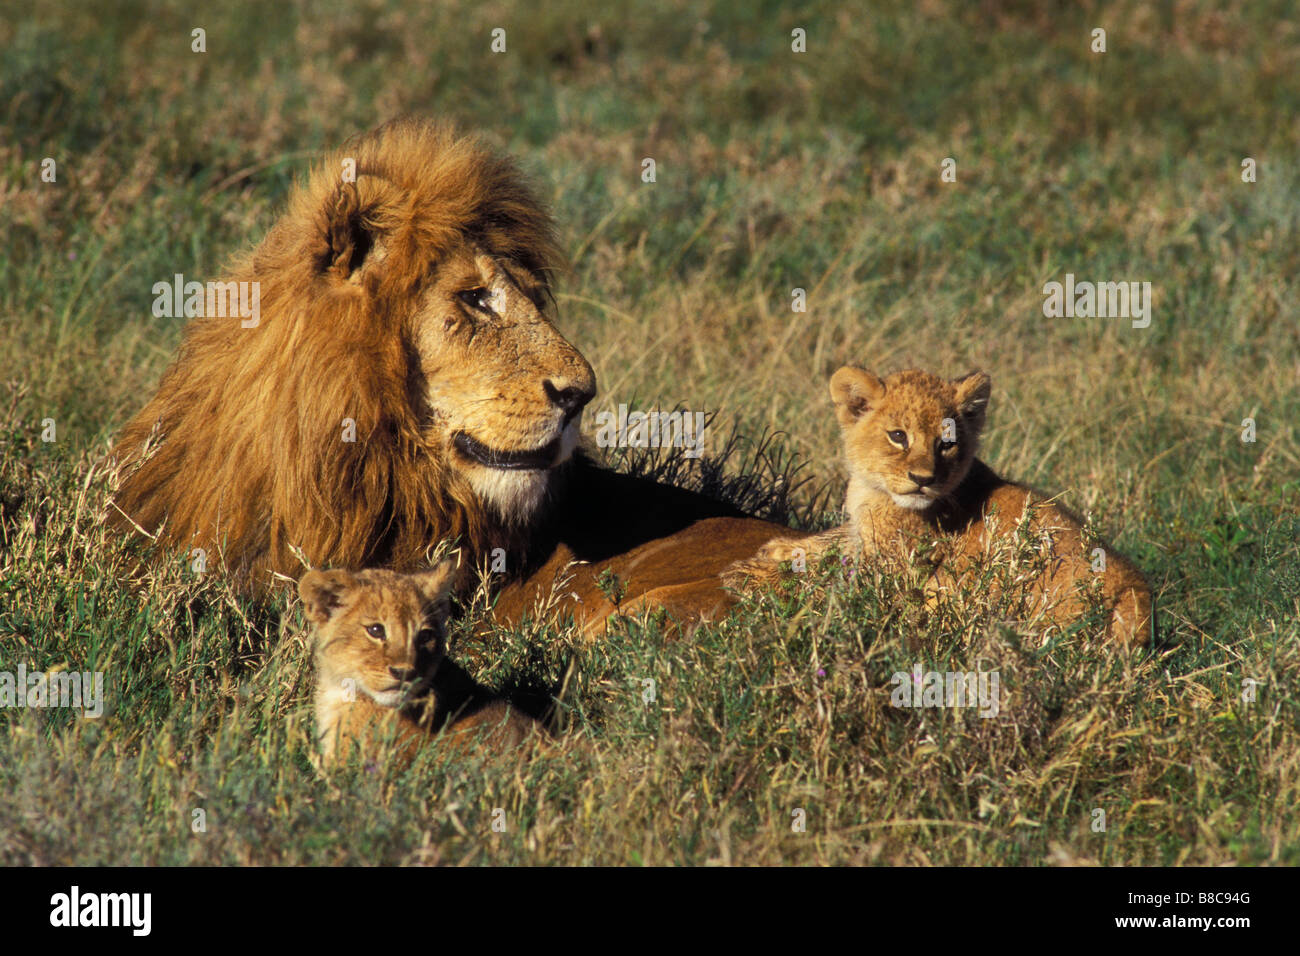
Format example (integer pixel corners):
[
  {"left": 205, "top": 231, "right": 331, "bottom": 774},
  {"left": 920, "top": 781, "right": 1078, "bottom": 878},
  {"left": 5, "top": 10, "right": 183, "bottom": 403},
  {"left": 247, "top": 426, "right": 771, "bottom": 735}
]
[{"left": 1, "top": 0, "right": 1297, "bottom": 864}]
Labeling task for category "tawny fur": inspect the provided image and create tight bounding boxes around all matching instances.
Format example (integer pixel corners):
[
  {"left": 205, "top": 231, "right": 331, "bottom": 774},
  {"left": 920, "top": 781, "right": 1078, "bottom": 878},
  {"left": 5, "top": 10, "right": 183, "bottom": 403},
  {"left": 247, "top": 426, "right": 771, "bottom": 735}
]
[
  {"left": 302, "top": 561, "right": 540, "bottom": 767},
  {"left": 728, "top": 367, "right": 1154, "bottom": 646},
  {"left": 112, "top": 119, "right": 594, "bottom": 591}
]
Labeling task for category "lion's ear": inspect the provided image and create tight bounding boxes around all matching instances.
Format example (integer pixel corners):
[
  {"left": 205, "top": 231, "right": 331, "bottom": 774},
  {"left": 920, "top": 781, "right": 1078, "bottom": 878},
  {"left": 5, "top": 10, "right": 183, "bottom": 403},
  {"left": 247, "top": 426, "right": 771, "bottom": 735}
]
[
  {"left": 299, "top": 569, "right": 357, "bottom": 624},
  {"left": 410, "top": 559, "right": 458, "bottom": 622},
  {"left": 830, "top": 366, "right": 886, "bottom": 427},
  {"left": 953, "top": 370, "right": 992, "bottom": 422},
  {"left": 320, "top": 181, "right": 383, "bottom": 280}
]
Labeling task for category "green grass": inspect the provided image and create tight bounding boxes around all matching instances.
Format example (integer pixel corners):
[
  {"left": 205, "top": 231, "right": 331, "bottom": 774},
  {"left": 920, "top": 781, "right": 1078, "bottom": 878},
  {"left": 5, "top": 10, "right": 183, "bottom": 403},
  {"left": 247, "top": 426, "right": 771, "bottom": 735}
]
[{"left": 1, "top": 0, "right": 1298, "bottom": 865}]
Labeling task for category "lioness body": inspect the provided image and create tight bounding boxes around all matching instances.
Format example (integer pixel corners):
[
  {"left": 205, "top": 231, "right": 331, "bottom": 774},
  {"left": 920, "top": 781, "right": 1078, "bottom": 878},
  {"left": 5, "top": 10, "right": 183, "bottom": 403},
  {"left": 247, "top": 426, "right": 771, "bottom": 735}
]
[
  {"left": 734, "top": 367, "right": 1153, "bottom": 646},
  {"left": 302, "top": 563, "right": 539, "bottom": 766}
]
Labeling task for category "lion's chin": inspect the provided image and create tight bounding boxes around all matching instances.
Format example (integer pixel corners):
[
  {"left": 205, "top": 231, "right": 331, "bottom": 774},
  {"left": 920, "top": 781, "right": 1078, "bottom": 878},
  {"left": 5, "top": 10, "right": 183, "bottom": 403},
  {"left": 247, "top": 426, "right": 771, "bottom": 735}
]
[
  {"left": 366, "top": 687, "right": 406, "bottom": 709},
  {"left": 458, "top": 420, "right": 580, "bottom": 523},
  {"left": 468, "top": 468, "right": 552, "bottom": 524},
  {"left": 890, "top": 491, "right": 939, "bottom": 511}
]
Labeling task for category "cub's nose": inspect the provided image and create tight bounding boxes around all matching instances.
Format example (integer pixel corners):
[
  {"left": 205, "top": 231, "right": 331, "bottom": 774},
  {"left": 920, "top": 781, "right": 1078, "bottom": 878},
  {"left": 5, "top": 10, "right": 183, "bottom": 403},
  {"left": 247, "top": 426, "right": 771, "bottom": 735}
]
[
  {"left": 388, "top": 665, "right": 417, "bottom": 681},
  {"left": 544, "top": 379, "right": 595, "bottom": 422},
  {"left": 907, "top": 472, "right": 936, "bottom": 488}
]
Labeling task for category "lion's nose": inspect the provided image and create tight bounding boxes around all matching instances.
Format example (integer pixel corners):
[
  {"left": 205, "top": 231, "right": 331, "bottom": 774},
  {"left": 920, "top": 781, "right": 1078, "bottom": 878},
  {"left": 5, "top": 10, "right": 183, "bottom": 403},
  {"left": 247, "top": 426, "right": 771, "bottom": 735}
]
[
  {"left": 544, "top": 379, "right": 595, "bottom": 421},
  {"left": 908, "top": 471, "right": 936, "bottom": 488},
  {"left": 388, "top": 665, "right": 417, "bottom": 681}
]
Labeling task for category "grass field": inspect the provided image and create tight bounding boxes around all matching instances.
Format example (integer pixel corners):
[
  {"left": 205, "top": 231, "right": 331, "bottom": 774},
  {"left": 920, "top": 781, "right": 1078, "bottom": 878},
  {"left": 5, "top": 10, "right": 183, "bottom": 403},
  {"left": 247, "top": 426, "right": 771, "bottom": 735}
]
[{"left": 1, "top": 0, "right": 1297, "bottom": 865}]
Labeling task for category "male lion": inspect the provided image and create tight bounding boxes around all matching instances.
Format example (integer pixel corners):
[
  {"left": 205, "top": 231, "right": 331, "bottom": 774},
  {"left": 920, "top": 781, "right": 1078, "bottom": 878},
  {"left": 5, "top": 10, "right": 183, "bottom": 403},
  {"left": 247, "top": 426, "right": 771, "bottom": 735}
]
[{"left": 112, "top": 119, "right": 798, "bottom": 632}]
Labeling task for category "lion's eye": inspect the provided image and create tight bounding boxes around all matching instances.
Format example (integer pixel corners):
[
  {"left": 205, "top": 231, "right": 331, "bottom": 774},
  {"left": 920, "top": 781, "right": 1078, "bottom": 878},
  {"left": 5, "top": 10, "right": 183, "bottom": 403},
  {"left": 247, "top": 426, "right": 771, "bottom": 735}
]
[
  {"left": 456, "top": 288, "right": 494, "bottom": 315},
  {"left": 364, "top": 623, "right": 386, "bottom": 642},
  {"left": 416, "top": 626, "right": 440, "bottom": 649},
  {"left": 887, "top": 430, "right": 908, "bottom": 449}
]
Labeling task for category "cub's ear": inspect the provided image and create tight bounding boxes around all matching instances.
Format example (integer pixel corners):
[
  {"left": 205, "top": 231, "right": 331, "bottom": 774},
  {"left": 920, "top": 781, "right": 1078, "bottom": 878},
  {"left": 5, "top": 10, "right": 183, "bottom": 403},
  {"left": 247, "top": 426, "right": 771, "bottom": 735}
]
[
  {"left": 830, "top": 366, "right": 886, "bottom": 427},
  {"left": 410, "top": 558, "right": 458, "bottom": 623},
  {"left": 318, "top": 179, "right": 385, "bottom": 281},
  {"left": 953, "top": 371, "right": 992, "bottom": 420},
  {"left": 298, "top": 569, "right": 357, "bottom": 625}
]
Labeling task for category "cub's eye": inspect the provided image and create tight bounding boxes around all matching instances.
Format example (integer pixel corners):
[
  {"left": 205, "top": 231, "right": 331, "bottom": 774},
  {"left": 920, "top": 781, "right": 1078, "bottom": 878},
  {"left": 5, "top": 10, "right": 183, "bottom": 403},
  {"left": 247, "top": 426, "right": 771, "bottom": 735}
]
[
  {"left": 364, "top": 623, "right": 386, "bottom": 642},
  {"left": 887, "top": 430, "right": 908, "bottom": 449},
  {"left": 416, "top": 627, "right": 440, "bottom": 649},
  {"left": 456, "top": 288, "right": 494, "bottom": 315}
]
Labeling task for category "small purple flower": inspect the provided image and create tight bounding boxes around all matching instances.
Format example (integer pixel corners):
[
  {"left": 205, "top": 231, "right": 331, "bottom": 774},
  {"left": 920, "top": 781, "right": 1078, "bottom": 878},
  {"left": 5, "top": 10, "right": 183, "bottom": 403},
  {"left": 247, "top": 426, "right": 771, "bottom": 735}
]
[{"left": 816, "top": 668, "right": 826, "bottom": 678}]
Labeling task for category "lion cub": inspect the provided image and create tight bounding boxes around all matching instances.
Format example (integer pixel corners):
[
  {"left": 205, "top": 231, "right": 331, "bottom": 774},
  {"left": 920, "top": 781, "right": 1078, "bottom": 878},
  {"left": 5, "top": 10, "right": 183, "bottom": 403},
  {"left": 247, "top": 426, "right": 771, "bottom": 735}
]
[
  {"left": 736, "top": 367, "right": 1154, "bottom": 646},
  {"left": 301, "top": 561, "right": 541, "bottom": 766}
]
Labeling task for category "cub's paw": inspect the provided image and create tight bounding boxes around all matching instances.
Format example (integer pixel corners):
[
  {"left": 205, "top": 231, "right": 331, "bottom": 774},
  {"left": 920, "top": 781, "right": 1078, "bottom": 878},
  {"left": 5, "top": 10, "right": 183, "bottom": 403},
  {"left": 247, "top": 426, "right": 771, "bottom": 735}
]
[{"left": 721, "top": 533, "right": 832, "bottom": 590}]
